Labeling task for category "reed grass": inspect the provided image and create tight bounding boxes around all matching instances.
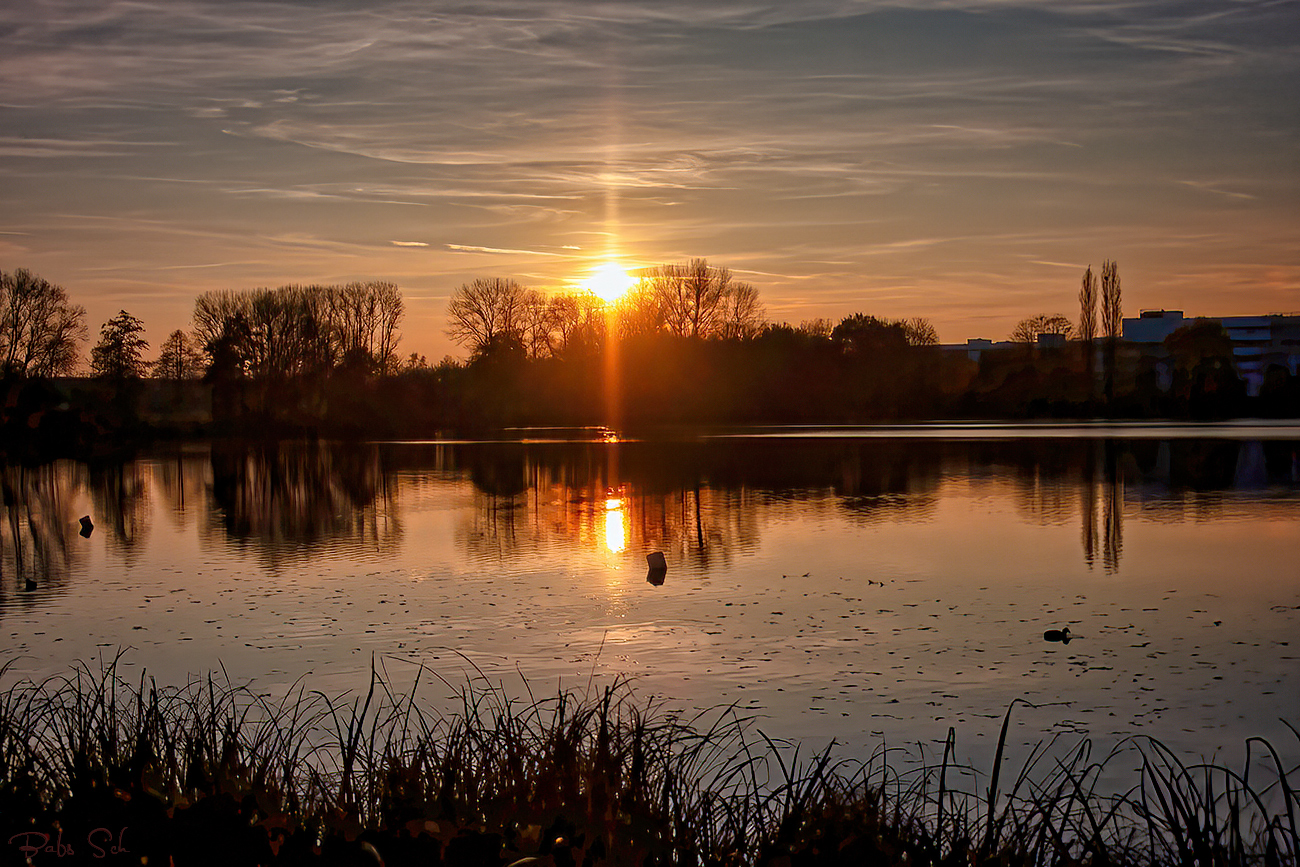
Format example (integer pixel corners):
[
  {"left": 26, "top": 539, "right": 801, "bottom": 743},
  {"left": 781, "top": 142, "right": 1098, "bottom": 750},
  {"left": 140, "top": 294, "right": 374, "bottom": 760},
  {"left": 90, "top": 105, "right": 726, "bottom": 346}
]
[{"left": 0, "top": 654, "right": 1295, "bottom": 866}]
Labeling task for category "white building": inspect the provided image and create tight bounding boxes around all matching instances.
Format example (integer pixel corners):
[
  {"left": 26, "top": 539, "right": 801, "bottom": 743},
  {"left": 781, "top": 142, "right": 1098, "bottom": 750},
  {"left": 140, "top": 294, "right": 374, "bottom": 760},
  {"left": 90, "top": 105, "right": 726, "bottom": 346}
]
[{"left": 1122, "top": 310, "right": 1300, "bottom": 395}]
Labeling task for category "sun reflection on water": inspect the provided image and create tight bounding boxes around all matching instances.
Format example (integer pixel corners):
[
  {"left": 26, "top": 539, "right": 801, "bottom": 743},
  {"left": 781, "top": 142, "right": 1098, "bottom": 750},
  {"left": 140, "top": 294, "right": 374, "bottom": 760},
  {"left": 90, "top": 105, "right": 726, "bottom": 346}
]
[{"left": 603, "top": 491, "right": 627, "bottom": 554}]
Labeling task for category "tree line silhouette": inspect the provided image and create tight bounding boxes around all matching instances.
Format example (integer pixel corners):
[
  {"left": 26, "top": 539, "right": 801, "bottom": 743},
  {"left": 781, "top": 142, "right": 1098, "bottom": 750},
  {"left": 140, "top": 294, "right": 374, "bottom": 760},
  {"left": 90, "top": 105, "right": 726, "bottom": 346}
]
[{"left": 2, "top": 259, "right": 1297, "bottom": 449}]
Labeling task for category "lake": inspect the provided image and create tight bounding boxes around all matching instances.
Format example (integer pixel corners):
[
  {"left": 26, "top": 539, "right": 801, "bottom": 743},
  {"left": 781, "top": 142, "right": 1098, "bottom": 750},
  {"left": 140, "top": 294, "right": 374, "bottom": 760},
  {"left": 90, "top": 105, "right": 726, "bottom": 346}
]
[{"left": 2, "top": 424, "right": 1298, "bottom": 779}]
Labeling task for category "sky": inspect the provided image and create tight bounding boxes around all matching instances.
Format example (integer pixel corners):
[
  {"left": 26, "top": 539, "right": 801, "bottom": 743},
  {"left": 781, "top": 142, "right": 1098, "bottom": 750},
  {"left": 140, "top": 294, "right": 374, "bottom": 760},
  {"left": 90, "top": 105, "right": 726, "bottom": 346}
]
[{"left": 1, "top": 0, "right": 1297, "bottom": 360}]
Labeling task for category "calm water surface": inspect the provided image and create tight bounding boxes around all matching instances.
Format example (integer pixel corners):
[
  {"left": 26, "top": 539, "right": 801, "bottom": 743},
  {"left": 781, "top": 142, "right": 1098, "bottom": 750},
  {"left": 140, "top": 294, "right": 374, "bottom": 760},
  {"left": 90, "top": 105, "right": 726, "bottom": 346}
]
[{"left": 2, "top": 425, "right": 1297, "bottom": 773}]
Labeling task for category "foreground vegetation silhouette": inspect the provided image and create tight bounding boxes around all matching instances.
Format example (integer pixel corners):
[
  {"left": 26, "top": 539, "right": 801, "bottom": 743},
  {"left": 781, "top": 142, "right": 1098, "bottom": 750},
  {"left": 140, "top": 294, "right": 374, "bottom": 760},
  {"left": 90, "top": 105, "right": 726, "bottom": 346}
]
[{"left": 1, "top": 657, "right": 1296, "bottom": 866}]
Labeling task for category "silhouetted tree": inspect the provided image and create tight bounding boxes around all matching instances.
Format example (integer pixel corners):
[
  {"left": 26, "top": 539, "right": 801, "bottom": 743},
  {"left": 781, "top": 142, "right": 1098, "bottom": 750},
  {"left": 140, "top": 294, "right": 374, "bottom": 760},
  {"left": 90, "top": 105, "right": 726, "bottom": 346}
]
[
  {"left": 831, "top": 314, "right": 909, "bottom": 356},
  {"left": 203, "top": 312, "right": 252, "bottom": 382},
  {"left": 0, "top": 268, "right": 86, "bottom": 377},
  {"left": 515, "top": 288, "right": 585, "bottom": 359},
  {"left": 245, "top": 285, "right": 332, "bottom": 377},
  {"left": 1163, "top": 320, "right": 1244, "bottom": 417},
  {"left": 446, "top": 277, "right": 532, "bottom": 357},
  {"left": 1079, "top": 266, "right": 1098, "bottom": 400},
  {"left": 91, "top": 310, "right": 149, "bottom": 380},
  {"left": 1165, "top": 320, "right": 1234, "bottom": 367},
  {"left": 192, "top": 290, "right": 246, "bottom": 359},
  {"left": 1101, "top": 260, "right": 1122, "bottom": 402},
  {"left": 401, "top": 352, "right": 429, "bottom": 371},
  {"left": 1010, "top": 313, "right": 1074, "bottom": 344},
  {"left": 635, "top": 259, "right": 765, "bottom": 340},
  {"left": 900, "top": 317, "right": 939, "bottom": 346},
  {"left": 612, "top": 283, "right": 666, "bottom": 339},
  {"left": 193, "top": 282, "right": 404, "bottom": 378},
  {"left": 715, "top": 280, "right": 765, "bottom": 339},
  {"left": 1100, "top": 260, "right": 1122, "bottom": 339},
  {"left": 1078, "top": 266, "right": 1098, "bottom": 344},
  {"left": 152, "top": 330, "right": 205, "bottom": 379},
  {"left": 325, "top": 281, "right": 404, "bottom": 374},
  {"left": 798, "top": 318, "right": 834, "bottom": 339},
  {"left": 472, "top": 330, "right": 528, "bottom": 365},
  {"left": 547, "top": 292, "right": 606, "bottom": 357}
]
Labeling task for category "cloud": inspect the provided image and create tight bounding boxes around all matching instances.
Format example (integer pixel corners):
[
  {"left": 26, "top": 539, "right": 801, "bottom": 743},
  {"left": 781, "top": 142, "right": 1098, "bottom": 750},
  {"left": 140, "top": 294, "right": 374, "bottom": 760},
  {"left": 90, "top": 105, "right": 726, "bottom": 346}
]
[
  {"left": 0, "top": 0, "right": 1294, "bottom": 354},
  {"left": 0, "top": 136, "right": 172, "bottom": 158},
  {"left": 447, "top": 244, "right": 565, "bottom": 257},
  {"left": 1178, "top": 180, "right": 1257, "bottom": 201}
]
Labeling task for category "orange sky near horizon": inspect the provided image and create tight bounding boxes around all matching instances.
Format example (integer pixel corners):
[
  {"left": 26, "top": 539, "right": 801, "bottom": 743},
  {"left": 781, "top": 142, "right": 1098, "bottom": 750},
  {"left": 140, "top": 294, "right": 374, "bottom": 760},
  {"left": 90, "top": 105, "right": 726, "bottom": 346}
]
[{"left": 2, "top": 1, "right": 1296, "bottom": 363}]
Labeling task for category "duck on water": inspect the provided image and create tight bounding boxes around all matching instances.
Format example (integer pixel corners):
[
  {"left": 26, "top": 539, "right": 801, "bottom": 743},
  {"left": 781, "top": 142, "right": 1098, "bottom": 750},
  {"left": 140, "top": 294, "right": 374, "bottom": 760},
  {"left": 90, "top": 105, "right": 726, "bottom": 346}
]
[{"left": 1043, "top": 627, "right": 1076, "bottom": 644}]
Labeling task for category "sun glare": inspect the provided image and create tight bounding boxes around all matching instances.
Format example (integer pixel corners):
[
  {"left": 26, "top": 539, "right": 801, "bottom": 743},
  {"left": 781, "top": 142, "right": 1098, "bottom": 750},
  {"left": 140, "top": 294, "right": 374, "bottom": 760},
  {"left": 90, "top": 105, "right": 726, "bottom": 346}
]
[{"left": 583, "top": 262, "right": 636, "bottom": 304}]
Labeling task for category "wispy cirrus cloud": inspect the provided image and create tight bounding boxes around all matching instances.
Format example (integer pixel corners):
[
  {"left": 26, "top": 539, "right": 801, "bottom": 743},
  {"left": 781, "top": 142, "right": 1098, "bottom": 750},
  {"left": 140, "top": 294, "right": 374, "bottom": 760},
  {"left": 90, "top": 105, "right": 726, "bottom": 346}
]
[
  {"left": 0, "top": 0, "right": 1295, "bottom": 351},
  {"left": 447, "top": 244, "right": 566, "bottom": 257}
]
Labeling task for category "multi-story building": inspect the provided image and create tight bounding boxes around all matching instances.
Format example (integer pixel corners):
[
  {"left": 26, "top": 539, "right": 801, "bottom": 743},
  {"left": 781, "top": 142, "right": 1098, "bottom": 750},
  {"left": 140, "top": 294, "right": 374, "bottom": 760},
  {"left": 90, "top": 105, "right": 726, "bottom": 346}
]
[{"left": 1122, "top": 310, "right": 1300, "bottom": 395}]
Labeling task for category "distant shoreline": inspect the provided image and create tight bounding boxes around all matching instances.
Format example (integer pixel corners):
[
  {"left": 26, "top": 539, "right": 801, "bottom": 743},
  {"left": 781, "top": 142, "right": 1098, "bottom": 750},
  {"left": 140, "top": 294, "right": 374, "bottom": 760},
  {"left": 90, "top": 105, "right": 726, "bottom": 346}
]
[{"left": 3, "top": 370, "right": 1299, "bottom": 463}]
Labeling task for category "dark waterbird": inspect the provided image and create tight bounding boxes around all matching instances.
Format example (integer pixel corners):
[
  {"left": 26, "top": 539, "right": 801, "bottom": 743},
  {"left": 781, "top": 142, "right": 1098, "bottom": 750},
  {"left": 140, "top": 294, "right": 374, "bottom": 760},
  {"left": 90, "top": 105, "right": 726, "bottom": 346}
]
[{"left": 1043, "top": 626, "right": 1074, "bottom": 644}]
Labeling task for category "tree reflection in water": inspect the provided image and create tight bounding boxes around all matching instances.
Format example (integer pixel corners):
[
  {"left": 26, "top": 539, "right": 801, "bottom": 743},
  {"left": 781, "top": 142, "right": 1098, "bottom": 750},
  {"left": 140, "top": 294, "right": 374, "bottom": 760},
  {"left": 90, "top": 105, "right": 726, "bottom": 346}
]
[
  {"left": 0, "top": 462, "right": 83, "bottom": 597},
  {"left": 206, "top": 441, "right": 402, "bottom": 566},
  {"left": 201, "top": 437, "right": 1300, "bottom": 574},
  {"left": 444, "top": 436, "right": 1289, "bottom": 579},
  {"left": 0, "top": 434, "right": 1296, "bottom": 598},
  {"left": 445, "top": 439, "right": 1136, "bottom": 571},
  {"left": 88, "top": 459, "right": 151, "bottom": 558},
  {"left": 153, "top": 445, "right": 213, "bottom": 531}
]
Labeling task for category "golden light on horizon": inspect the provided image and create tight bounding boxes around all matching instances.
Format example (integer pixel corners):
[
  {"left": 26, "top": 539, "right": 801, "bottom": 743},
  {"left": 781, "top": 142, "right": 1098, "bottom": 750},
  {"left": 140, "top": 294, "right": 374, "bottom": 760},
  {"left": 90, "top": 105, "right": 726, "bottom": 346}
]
[{"left": 583, "top": 261, "right": 636, "bottom": 304}]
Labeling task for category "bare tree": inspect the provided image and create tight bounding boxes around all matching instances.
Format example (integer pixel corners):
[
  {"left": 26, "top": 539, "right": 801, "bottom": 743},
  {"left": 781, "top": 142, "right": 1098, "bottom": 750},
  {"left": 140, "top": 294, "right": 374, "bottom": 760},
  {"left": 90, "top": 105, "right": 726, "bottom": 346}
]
[
  {"left": 193, "top": 282, "right": 405, "bottom": 377},
  {"left": 192, "top": 289, "right": 248, "bottom": 357},
  {"left": 715, "top": 280, "right": 766, "bottom": 340},
  {"left": 797, "top": 318, "right": 834, "bottom": 339},
  {"left": 446, "top": 277, "right": 532, "bottom": 357},
  {"left": 638, "top": 259, "right": 719, "bottom": 338},
  {"left": 899, "top": 317, "right": 939, "bottom": 346},
  {"left": 371, "top": 282, "right": 404, "bottom": 375},
  {"left": 0, "top": 268, "right": 86, "bottom": 377},
  {"left": 633, "top": 259, "right": 764, "bottom": 340},
  {"left": 1100, "top": 260, "right": 1122, "bottom": 339},
  {"left": 325, "top": 281, "right": 405, "bottom": 374},
  {"left": 1078, "top": 266, "right": 1098, "bottom": 344},
  {"left": 613, "top": 283, "right": 666, "bottom": 339},
  {"left": 243, "top": 286, "right": 320, "bottom": 376},
  {"left": 547, "top": 292, "right": 606, "bottom": 354},
  {"left": 152, "top": 330, "right": 205, "bottom": 379},
  {"left": 91, "top": 310, "right": 150, "bottom": 380},
  {"left": 518, "top": 289, "right": 560, "bottom": 359},
  {"left": 1010, "top": 313, "right": 1074, "bottom": 344}
]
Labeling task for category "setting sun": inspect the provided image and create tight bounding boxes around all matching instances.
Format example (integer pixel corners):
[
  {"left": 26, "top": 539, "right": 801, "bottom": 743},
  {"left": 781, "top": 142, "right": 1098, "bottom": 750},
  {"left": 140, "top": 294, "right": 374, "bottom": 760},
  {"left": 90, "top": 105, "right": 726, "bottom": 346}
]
[{"left": 582, "top": 262, "right": 637, "bottom": 304}]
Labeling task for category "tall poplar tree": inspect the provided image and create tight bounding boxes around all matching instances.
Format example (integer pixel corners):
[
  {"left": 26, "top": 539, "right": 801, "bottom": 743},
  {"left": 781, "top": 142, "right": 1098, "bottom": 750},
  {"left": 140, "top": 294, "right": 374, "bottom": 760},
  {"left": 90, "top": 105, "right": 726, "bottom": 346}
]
[
  {"left": 1078, "top": 266, "right": 1097, "bottom": 343},
  {"left": 1079, "top": 265, "right": 1098, "bottom": 399},
  {"left": 1100, "top": 260, "right": 1122, "bottom": 339},
  {"left": 1100, "top": 260, "right": 1122, "bottom": 402}
]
